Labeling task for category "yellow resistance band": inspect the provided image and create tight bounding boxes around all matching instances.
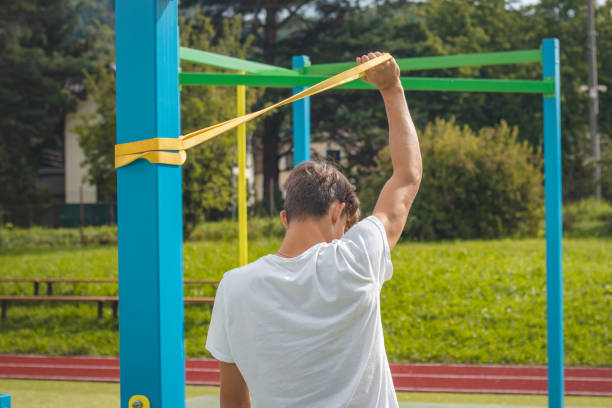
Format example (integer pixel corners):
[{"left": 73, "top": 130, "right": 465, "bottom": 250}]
[{"left": 114, "top": 53, "right": 392, "bottom": 169}]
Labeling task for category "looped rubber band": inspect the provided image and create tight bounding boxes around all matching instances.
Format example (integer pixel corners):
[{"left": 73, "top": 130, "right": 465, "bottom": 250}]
[{"left": 114, "top": 53, "right": 392, "bottom": 168}]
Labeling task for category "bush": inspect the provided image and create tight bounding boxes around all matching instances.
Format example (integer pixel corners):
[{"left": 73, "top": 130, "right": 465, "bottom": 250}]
[
  {"left": 563, "top": 198, "right": 612, "bottom": 237},
  {"left": 359, "top": 118, "right": 544, "bottom": 240},
  {"left": 0, "top": 225, "right": 118, "bottom": 249},
  {"left": 188, "top": 217, "right": 285, "bottom": 242}
]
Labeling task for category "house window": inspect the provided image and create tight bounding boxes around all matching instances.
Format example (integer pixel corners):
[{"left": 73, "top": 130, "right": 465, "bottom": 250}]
[{"left": 326, "top": 149, "right": 341, "bottom": 163}]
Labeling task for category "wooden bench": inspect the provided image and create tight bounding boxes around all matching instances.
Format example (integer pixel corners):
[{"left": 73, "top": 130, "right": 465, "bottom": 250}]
[
  {"left": 0, "top": 278, "right": 220, "bottom": 296},
  {"left": 0, "top": 296, "right": 215, "bottom": 320},
  {"left": 0, "top": 278, "right": 219, "bottom": 319}
]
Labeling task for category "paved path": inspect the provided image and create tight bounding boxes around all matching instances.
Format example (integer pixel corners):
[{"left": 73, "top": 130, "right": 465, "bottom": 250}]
[{"left": 1, "top": 354, "right": 610, "bottom": 396}]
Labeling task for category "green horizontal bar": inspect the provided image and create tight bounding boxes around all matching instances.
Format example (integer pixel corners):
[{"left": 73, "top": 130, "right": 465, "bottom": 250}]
[
  {"left": 398, "top": 77, "right": 553, "bottom": 93},
  {"left": 180, "top": 72, "right": 554, "bottom": 94},
  {"left": 179, "top": 47, "right": 296, "bottom": 75},
  {"left": 303, "top": 49, "right": 542, "bottom": 75}
]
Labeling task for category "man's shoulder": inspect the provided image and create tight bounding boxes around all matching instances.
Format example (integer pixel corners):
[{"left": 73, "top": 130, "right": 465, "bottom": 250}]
[
  {"left": 341, "top": 215, "right": 386, "bottom": 245},
  {"left": 219, "top": 256, "right": 270, "bottom": 288}
]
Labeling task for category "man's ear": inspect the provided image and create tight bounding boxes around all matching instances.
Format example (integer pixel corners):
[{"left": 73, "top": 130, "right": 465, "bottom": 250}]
[
  {"left": 330, "top": 201, "right": 346, "bottom": 224},
  {"left": 280, "top": 210, "right": 288, "bottom": 228}
]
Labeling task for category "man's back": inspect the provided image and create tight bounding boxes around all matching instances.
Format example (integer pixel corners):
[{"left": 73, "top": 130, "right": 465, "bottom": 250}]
[
  {"left": 207, "top": 216, "right": 398, "bottom": 407},
  {"left": 207, "top": 52, "right": 421, "bottom": 407}
]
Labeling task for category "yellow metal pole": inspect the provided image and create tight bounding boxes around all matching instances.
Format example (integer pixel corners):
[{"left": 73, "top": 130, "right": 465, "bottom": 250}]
[{"left": 237, "top": 73, "right": 248, "bottom": 266}]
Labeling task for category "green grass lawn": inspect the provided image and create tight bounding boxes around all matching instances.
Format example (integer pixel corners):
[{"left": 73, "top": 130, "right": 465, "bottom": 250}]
[
  {"left": 1, "top": 379, "right": 611, "bottom": 408},
  {"left": 0, "top": 238, "right": 610, "bottom": 366}
]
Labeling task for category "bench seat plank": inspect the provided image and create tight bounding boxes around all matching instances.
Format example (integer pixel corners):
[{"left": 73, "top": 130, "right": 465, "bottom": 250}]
[{"left": 0, "top": 296, "right": 214, "bottom": 320}]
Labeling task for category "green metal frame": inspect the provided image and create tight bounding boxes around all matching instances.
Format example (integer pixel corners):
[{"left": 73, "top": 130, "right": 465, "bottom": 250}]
[
  {"left": 179, "top": 47, "right": 548, "bottom": 93},
  {"left": 302, "top": 49, "right": 541, "bottom": 74},
  {"left": 180, "top": 72, "right": 553, "bottom": 93},
  {"left": 181, "top": 47, "right": 296, "bottom": 75},
  {"left": 177, "top": 44, "right": 564, "bottom": 408}
]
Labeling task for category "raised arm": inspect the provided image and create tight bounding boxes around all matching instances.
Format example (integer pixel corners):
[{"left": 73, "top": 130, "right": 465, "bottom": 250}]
[{"left": 357, "top": 52, "right": 422, "bottom": 250}]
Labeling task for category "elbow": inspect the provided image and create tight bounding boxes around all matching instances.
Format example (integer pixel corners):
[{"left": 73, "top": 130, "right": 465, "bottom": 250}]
[
  {"left": 412, "top": 164, "right": 423, "bottom": 186},
  {"left": 396, "top": 164, "right": 422, "bottom": 188}
]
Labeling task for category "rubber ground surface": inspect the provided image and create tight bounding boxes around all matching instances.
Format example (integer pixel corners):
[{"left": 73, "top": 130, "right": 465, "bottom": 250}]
[{"left": 1, "top": 354, "right": 610, "bottom": 396}]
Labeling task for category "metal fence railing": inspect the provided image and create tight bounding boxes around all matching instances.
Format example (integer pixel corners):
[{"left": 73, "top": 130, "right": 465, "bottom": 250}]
[{"left": 1, "top": 203, "right": 117, "bottom": 228}]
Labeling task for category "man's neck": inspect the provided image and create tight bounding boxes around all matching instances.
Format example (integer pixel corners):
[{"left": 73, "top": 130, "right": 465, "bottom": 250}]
[{"left": 277, "top": 219, "right": 332, "bottom": 258}]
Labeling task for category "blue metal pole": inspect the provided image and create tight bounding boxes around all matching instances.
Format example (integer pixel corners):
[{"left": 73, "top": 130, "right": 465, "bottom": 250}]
[
  {"left": 116, "top": 1, "right": 184, "bottom": 408},
  {"left": 0, "top": 394, "right": 10, "bottom": 408},
  {"left": 292, "top": 55, "right": 311, "bottom": 165},
  {"left": 542, "top": 38, "right": 564, "bottom": 408}
]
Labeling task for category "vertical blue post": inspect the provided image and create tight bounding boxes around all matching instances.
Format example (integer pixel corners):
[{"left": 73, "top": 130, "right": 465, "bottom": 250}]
[
  {"left": 116, "top": 1, "right": 184, "bottom": 408},
  {"left": 0, "top": 394, "right": 10, "bottom": 408},
  {"left": 542, "top": 38, "right": 564, "bottom": 408},
  {"left": 292, "top": 55, "right": 311, "bottom": 165}
]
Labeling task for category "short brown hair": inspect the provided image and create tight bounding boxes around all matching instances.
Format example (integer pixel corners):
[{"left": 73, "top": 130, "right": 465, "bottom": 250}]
[{"left": 283, "top": 160, "right": 360, "bottom": 231}]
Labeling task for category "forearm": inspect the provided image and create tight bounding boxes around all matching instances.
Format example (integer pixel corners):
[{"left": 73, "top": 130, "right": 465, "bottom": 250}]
[{"left": 380, "top": 83, "right": 422, "bottom": 184}]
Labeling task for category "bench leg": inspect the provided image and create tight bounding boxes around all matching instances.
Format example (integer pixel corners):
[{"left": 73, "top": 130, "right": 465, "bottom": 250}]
[
  {"left": 98, "top": 301, "right": 103, "bottom": 319},
  {"left": 112, "top": 301, "right": 118, "bottom": 319},
  {"left": 1, "top": 300, "right": 6, "bottom": 320},
  {"left": 47, "top": 282, "right": 53, "bottom": 296},
  {"left": 34, "top": 282, "right": 39, "bottom": 296}
]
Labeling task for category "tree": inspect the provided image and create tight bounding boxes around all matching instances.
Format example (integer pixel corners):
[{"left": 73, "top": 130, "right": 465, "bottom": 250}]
[
  {"left": 77, "top": 11, "right": 262, "bottom": 235},
  {"left": 180, "top": 13, "right": 262, "bottom": 234},
  {"left": 0, "top": 0, "right": 94, "bottom": 209},
  {"left": 300, "top": 0, "right": 612, "bottom": 202},
  {"left": 180, "top": 0, "right": 365, "bottom": 210}
]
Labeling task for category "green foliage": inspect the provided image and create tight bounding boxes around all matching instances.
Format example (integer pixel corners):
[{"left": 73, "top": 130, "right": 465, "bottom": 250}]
[
  {"left": 180, "top": 13, "right": 263, "bottom": 234},
  {"left": 0, "top": 0, "right": 95, "bottom": 208},
  {"left": 0, "top": 217, "right": 283, "bottom": 249},
  {"left": 0, "top": 237, "right": 610, "bottom": 367},
  {"left": 563, "top": 198, "right": 612, "bottom": 238},
  {"left": 75, "top": 25, "right": 117, "bottom": 202},
  {"left": 360, "top": 118, "right": 544, "bottom": 240},
  {"left": 76, "top": 11, "right": 263, "bottom": 234},
  {"left": 285, "top": 0, "right": 612, "bottom": 202},
  {"left": 0, "top": 226, "right": 118, "bottom": 249},
  {"left": 188, "top": 217, "right": 285, "bottom": 242}
]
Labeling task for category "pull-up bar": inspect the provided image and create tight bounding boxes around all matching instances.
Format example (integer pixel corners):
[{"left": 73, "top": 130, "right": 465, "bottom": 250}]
[{"left": 180, "top": 72, "right": 554, "bottom": 93}]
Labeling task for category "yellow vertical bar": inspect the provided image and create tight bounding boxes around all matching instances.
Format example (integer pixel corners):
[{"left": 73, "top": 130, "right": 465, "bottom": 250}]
[{"left": 237, "top": 73, "right": 248, "bottom": 266}]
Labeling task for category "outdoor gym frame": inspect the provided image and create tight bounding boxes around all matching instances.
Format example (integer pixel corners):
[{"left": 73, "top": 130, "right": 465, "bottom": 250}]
[{"left": 115, "top": 2, "right": 563, "bottom": 408}]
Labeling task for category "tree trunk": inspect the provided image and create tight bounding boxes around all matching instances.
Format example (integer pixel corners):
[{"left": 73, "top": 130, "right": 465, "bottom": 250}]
[
  {"left": 259, "top": 4, "right": 283, "bottom": 212},
  {"left": 260, "top": 111, "right": 283, "bottom": 212}
]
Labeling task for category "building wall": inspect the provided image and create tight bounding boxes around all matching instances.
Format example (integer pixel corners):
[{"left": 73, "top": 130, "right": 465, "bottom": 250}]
[
  {"left": 64, "top": 99, "right": 98, "bottom": 204},
  {"left": 278, "top": 140, "right": 345, "bottom": 195}
]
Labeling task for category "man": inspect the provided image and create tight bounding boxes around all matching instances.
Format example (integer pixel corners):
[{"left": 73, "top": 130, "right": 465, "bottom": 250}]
[{"left": 206, "top": 52, "right": 422, "bottom": 407}]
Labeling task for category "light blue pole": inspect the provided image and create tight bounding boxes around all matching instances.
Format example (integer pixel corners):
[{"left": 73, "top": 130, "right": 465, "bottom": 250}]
[
  {"left": 542, "top": 38, "right": 564, "bottom": 408},
  {"left": 116, "top": 1, "right": 184, "bottom": 408},
  {"left": 292, "top": 55, "right": 311, "bottom": 165},
  {"left": 0, "top": 394, "right": 10, "bottom": 408}
]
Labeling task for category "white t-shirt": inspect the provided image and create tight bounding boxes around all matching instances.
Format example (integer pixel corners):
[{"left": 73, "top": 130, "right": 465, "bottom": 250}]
[{"left": 206, "top": 215, "right": 398, "bottom": 408}]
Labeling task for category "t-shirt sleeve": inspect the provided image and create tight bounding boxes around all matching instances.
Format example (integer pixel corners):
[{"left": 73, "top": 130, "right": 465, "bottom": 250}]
[
  {"left": 341, "top": 215, "right": 393, "bottom": 288},
  {"left": 205, "top": 280, "right": 234, "bottom": 363}
]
